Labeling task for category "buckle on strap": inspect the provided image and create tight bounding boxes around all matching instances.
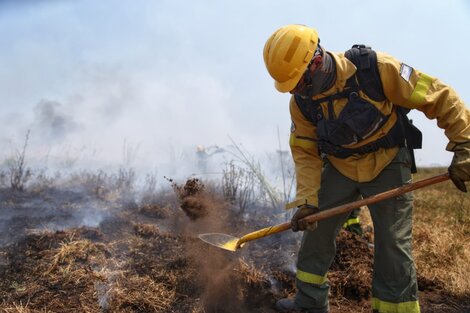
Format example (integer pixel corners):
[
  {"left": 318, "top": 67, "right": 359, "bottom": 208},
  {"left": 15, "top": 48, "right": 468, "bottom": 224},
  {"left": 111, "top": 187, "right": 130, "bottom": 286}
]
[{"left": 357, "top": 142, "right": 379, "bottom": 154}]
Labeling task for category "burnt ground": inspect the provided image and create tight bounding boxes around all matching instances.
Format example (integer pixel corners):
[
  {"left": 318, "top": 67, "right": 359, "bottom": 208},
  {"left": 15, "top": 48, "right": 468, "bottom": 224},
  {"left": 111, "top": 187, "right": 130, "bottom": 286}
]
[{"left": 0, "top": 179, "right": 469, "bottom": 313}]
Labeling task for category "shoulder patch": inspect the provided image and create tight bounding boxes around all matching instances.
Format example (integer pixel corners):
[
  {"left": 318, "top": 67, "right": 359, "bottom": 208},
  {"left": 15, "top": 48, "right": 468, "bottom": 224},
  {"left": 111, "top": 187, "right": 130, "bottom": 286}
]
[
  {"left": 290, "top": 121, "right": 296, "bottom": 133},
  {"left": 399, "top": 63, "right": 413, "bottom": 82}
]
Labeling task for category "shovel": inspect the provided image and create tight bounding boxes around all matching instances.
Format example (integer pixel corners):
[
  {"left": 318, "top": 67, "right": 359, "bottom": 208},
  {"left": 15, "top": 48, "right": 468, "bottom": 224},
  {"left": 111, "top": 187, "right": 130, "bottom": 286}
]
[{"left": 198, "top": 173, "right": 450, "bottom": 252}]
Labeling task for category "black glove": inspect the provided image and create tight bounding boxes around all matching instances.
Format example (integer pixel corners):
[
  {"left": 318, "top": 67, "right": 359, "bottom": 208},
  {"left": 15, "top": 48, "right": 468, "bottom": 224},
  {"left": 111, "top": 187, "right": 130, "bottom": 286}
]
[
  {"left": 448, "top": 142, "right": 470, "bottom": 192},
  {"left": 291, "top": 204, "right": 320, "bottom": 232}
]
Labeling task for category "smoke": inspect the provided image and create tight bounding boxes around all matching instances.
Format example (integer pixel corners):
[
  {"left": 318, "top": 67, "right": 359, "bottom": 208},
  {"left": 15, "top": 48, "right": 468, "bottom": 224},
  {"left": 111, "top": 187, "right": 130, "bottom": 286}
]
[
  {"left": 0, "top": 66, "right": 243, "bottom": 187},
  {"left": 1, "top": 0, "right": 465, "bottom": 185},
  {"left": 33, "top": 99, "right": 80, "bottom": 142},
  {"left": 0, "top": 0, "right": 293, "bottom": 179}
]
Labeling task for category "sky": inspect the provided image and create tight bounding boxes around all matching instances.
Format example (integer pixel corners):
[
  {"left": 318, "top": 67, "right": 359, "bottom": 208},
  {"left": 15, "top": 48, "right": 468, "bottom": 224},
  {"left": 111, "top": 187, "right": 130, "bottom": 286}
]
[{"left": 0, "top": 0, "right": 469, "bottom": 178}]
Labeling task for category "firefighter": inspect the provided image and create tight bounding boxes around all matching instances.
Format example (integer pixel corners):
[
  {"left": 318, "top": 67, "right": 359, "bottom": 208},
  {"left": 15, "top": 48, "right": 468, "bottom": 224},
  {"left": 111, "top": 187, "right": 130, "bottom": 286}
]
[
  {"left": 263, "top": 24, "right": 470, "bottom": 313},
  {"left": 196, "top": 144, "right": 209, "bottom": 173},
  {"left": 195, "top": 144, "right": 224, "bottom": 174}
]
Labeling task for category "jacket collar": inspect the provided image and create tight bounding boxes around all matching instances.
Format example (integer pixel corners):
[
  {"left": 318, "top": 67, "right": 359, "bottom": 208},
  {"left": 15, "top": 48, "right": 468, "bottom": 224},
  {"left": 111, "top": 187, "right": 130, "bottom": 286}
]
[{"left": 313, "top": 51, "right": 356, "bottom": 99}]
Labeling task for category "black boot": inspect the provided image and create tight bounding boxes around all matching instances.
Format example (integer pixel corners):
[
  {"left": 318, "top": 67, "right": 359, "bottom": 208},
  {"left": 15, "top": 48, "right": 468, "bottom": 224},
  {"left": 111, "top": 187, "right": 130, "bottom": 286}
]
[{"left": 344, "top": 222, "right": 363, "bottom": 236}]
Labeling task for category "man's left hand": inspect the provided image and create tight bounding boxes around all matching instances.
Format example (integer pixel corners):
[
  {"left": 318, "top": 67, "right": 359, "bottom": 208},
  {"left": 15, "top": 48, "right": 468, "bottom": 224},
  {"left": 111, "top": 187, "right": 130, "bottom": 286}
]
[{"left": 448, "top": 141, "right": 470, "bottom": 192}]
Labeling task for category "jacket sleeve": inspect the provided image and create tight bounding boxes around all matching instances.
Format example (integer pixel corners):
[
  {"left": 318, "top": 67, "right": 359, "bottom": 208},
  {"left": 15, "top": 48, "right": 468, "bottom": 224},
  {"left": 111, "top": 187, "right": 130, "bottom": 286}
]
[
  {"left": 377, "top": 52, "right": 470, "bottom": 150},
  {"left": 287, "top": 96, "right": 323, "bottom": 209}
]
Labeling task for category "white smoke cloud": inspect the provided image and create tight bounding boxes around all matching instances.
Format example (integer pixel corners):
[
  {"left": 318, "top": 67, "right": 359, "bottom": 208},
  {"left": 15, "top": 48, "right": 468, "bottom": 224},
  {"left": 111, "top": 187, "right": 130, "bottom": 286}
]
[{"left": 0, "top": 0, "right": 468, "bottom": 174}]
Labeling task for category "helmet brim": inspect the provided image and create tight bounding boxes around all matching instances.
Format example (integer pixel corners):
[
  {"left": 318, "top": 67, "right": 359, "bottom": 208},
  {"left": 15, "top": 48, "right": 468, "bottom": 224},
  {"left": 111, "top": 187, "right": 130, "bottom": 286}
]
[{"left": 274, "top": 63, "right": 307, "bottom": 93}]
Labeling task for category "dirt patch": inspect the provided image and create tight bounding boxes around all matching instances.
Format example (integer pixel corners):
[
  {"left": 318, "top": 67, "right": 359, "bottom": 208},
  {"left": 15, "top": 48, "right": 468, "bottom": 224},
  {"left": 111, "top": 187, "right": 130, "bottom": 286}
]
[
  {"left": 329, "top": 230, "right": 373, "bottom": 302},
  {"left": 138, "top": 203, "right": 170, "bottom": 219}
]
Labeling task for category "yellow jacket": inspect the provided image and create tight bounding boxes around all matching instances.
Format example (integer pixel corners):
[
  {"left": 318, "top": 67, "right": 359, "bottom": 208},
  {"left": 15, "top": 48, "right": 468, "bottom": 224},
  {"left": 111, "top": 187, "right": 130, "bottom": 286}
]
[{"left": 288, "top": 51, "right": 470, "bottom": 208}]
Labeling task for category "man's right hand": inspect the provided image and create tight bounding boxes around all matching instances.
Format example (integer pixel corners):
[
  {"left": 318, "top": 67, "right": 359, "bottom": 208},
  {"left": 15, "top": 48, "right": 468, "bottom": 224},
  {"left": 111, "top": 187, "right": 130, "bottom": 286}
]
[{"left": 291, "top": 204, "right": 320, "bottom": 232}]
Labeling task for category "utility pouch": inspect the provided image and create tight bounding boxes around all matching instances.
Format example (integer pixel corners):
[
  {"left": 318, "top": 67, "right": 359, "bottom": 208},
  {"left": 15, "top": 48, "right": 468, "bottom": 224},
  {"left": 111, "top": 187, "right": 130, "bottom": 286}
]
[
  {"left": 395, "top": 107, "right": 423, "bottom": 173},
  {"left": 403, "top": 120, "right": 422, "bottom": 149},
  {"left": 317, "top": 119, "right": 357, "bottom": 146},
  {"left": 317, "top": 93, "right": 387, "bottom": 146}
]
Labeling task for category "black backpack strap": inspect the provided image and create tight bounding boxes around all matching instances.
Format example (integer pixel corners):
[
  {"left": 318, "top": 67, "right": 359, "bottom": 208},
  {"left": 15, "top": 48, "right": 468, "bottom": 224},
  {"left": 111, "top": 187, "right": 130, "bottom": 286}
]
[
  {"left": 345, "top": 45, "right": 386, "bottom": 102},
  {"left": 294, "top": 94, "right": 324, "bottom": 126}
]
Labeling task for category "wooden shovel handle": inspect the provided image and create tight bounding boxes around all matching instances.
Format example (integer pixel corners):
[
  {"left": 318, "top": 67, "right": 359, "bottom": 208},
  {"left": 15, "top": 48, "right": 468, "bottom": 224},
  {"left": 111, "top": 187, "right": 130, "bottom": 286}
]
[
  {"left": 302, "top": 172, "right": 449, "bottom": 223},
  {"left": 238, "top": 173, "right": 450, "bottom": 246}
]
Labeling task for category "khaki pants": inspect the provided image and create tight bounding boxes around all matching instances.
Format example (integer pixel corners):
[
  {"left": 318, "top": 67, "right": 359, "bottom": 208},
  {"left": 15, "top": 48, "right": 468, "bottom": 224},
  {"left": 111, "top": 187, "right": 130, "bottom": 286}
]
[{"left": 295, "top": 148, "right": 420, "bottom": 313}]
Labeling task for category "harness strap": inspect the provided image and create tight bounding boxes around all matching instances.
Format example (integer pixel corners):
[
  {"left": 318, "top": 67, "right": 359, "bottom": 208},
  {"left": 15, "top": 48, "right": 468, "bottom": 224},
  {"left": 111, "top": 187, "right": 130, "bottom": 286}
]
[
  {"left": 310, "top": 76, "right": 359, "bottom": 107},
  {"left": 317, "top": 115, "right": 406, "bottom": 159}
]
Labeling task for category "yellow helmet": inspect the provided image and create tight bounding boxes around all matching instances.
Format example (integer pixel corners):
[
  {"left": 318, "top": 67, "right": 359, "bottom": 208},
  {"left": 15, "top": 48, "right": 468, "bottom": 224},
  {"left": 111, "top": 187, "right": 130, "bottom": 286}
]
[{"left": 263, "top": 25, "right": 319, "bottom": 93}]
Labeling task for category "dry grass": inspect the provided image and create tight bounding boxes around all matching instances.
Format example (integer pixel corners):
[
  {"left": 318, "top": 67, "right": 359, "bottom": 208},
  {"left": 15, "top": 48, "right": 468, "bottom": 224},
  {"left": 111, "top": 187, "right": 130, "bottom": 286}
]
[
  {"left": 1, "top": 302, "right": 51, "bottom": 313},
  {"left": 412, "top": 169, "right": 470, "bottom": 295},
  {"left": 105, "top": 273, "right": 176, "bottom": 313},
  {"left": 0, "top": 236, "right": 107, "bottom": 312},
  {"left": 236, "top": 258, "right": 269, "bottom": 286},
  {"left": 47, "top": 239, "right": 108, "bottom": 273},
  {"left": 0, "top": 168, "right": 468, "bottom": 312},
  {"left": 133, "top": 223, "right": 161, "bottom": 239}
]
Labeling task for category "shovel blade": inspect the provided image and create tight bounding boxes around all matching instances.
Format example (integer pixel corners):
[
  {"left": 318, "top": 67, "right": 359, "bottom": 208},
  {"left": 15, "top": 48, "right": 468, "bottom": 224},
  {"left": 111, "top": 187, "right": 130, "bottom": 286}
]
[{"left": 198, "top": 233, "right": 243, "bottom": 252}]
